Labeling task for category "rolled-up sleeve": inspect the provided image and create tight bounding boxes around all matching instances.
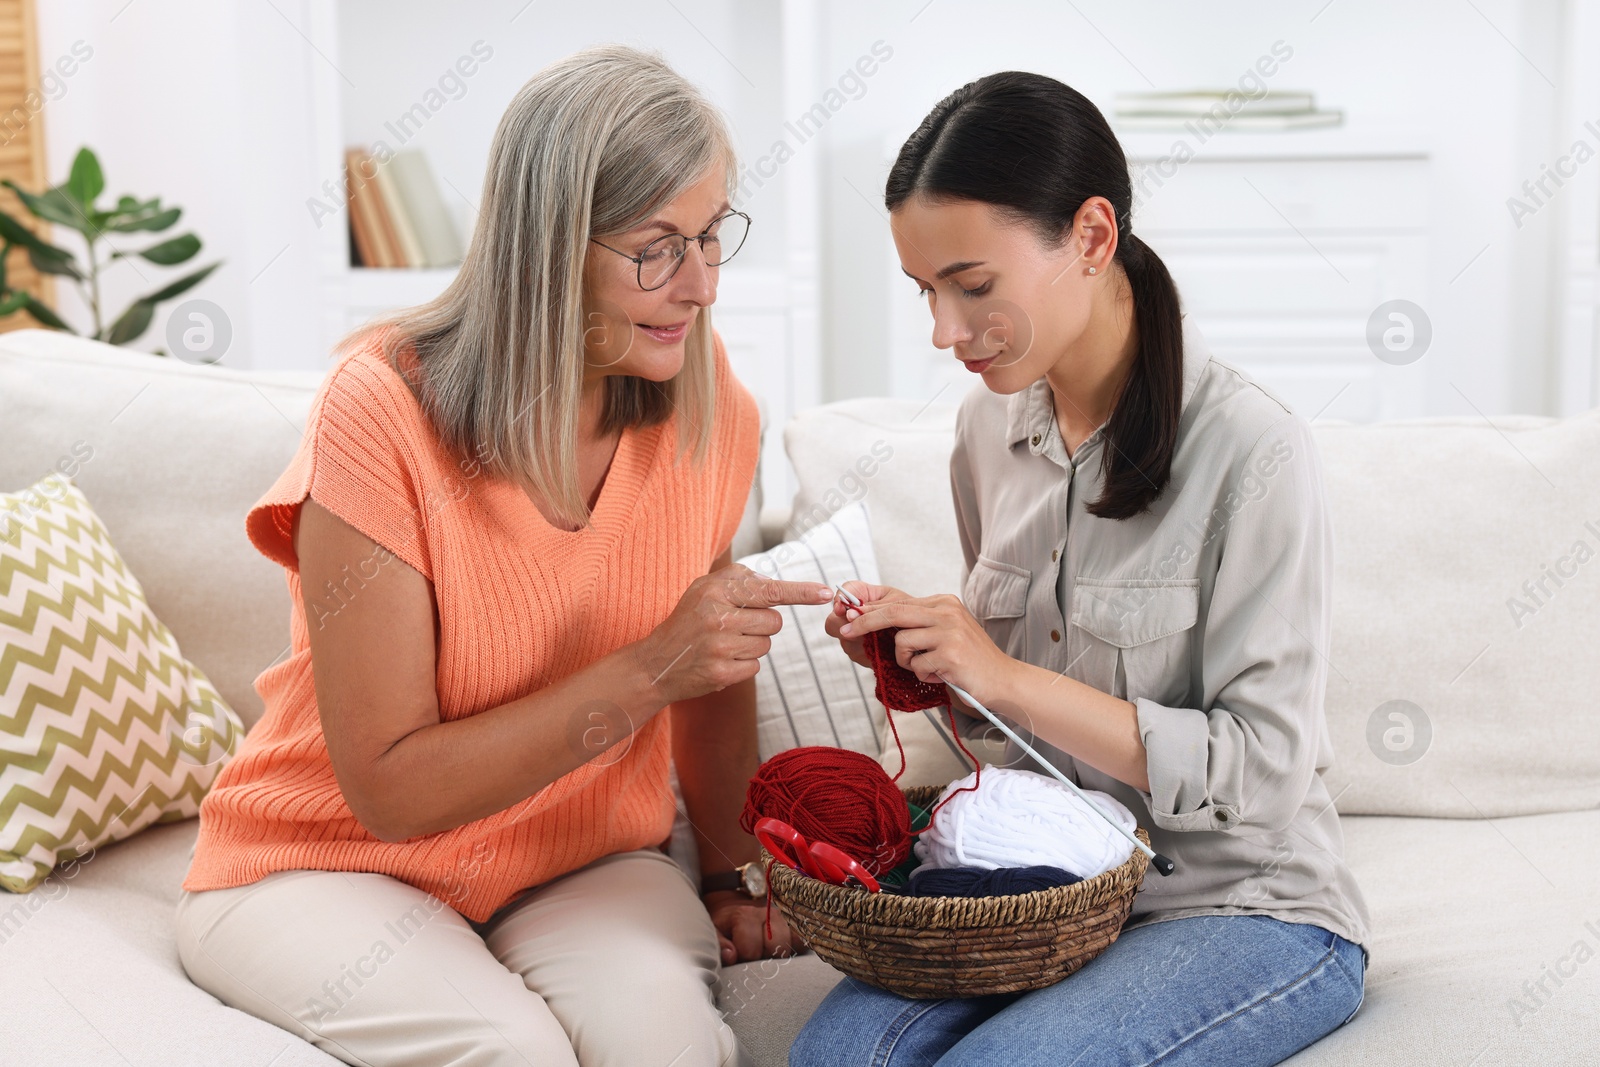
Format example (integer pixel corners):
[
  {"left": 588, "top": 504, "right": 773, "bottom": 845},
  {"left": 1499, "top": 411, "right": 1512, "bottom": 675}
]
[{"left": 1134, "top": 414, "right": 1333, "bottom": 835}]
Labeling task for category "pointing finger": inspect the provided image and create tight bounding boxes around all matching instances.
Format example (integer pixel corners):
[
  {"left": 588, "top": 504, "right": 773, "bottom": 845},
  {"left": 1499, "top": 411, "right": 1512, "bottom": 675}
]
[{"left": 732, "top": 576, "right": 833, "bottom": 608}]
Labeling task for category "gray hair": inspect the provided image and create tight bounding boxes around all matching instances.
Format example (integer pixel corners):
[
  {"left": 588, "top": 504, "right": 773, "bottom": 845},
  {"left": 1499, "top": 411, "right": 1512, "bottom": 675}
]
[{"left": 340, "top": 44, "right": 735, "bottom": 530}]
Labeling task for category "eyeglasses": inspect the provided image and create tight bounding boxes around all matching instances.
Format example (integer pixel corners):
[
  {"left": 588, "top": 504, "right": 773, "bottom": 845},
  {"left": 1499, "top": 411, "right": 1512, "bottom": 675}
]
[{"left": 590, "top": 210, "right": 751, "bottom": 291}]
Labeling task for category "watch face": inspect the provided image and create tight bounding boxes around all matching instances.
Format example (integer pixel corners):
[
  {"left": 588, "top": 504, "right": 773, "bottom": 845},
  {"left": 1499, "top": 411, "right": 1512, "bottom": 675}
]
[{"left": 743, "top": 862, "right": 768, "bottom": 897}]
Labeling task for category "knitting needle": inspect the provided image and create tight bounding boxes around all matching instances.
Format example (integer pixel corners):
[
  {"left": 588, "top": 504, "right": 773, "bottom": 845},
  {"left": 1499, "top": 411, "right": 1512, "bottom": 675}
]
[{"left": 836, "top": 585, "right": 1175, "bottom": 877}]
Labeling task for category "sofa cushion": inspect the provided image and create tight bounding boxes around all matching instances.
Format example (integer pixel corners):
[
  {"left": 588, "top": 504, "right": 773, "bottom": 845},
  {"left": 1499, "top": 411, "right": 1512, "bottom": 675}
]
[
  {"left": 782, "top": 396, "right": 964, "bottom": 601},
  {"left": 1313, "top": 410, "right": 1600, "bottom": 818},
  {"left": 1281, "top": 807, "right": 1600, "bottom": 1065},
  {"left": 0, "top": 330, "right": 323, "bottom": 732},
  {"left": 0, "top": 474, "right": 244, "bottom": 892}
]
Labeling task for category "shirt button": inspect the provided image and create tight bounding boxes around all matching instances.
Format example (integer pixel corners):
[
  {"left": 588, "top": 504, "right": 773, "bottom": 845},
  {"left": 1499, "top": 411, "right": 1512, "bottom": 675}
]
[
  {"left": 1214, "top": 810, "right": 1228, "bottom": 823},
  {"left": 1050, "top": 629, "right": 1061, "bottom": 642},
  {"left": 1030, "top": 433, "right": 1041, "bottom": 447},
  {"left": 1051, "top": 548, "right": 1059, "bottom": 562}
]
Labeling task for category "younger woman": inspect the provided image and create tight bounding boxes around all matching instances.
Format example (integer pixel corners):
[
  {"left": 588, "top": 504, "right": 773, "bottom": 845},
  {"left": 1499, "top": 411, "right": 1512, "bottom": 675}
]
[{"left": 796, "top": 71, "right": 1371, "bottom": 1067}]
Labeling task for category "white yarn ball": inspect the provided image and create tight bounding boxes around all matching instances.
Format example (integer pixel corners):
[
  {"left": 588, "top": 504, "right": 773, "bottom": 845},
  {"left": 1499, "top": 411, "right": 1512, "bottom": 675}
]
[{"left": 913, "top": 765, "right": 1138, "bottom": 880}]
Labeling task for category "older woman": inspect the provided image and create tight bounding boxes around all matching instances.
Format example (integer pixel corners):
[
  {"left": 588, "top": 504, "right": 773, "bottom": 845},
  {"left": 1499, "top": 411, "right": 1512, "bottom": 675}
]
[{"left": 176, "top": 45, "right": 824, "bottom": 1067}]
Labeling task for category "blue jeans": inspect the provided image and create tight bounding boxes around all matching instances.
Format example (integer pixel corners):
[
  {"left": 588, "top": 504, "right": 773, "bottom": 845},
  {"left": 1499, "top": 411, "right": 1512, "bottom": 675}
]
[{"left": 790, "top": 914, "right": 1367, "bottom": 1067}]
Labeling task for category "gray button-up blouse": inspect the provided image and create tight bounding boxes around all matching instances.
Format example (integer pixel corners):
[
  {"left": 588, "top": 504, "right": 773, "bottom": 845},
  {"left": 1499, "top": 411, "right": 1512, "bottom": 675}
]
[{"left": 946, "top": 312, "right": 1372, "bottom": 952}]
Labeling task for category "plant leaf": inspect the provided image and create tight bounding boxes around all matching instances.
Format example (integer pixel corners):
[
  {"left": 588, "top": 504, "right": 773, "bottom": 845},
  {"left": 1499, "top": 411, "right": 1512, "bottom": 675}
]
[
  {"left": 138, "top": 233, "right": 200, "bottom": 265},
  {"left": 43, "top": 187, "right": 95, "bottom": 233},
  {"left": 0, "top": 208, "right": 55, "bottom": 251},
  {"left": 2, "top": 180, "right": 92, "bottom": 233},
  {"left": 21, "top": 293, "right": 72, "bottom": 331},
  {"left": 103, "top": 203, "right": 180, "bottom": 233},
  {"left": 27, "top": 243, "right": 84, "bottom": 279},
  {"left": 0, "top": 211, "right": 82, "bottom": 277},
  {"left": 105, "top": 298, "right": 154, "bottom": 345},
  {"left": 104, "top": 195, "right": 159, "bottom": 222},
  {"left": 0, "top": 290, "right": 27, "bottom": 317},
  {"left": 141, "top": 260, "right": 220, "bottom": 303},
  {"left": 65, "top": 148, "right": 104, "bottom": 208}
]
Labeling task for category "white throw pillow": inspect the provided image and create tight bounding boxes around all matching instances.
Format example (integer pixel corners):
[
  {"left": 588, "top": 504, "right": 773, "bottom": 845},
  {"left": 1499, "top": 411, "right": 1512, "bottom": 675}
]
[{"left": 738, "top": 500, "right": 885, "bottom": 759}]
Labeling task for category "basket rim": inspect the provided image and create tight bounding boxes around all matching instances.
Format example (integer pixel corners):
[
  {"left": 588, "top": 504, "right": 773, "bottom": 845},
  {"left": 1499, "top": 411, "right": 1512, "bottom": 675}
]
[{"left": 762, "top": 784, "right": 1151, "bottom": 930}]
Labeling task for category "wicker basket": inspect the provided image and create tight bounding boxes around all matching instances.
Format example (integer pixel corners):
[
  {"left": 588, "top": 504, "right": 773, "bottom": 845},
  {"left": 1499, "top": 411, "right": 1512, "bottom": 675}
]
[{"left": 761, "top": 784, "right": 1151, "bottom": 998}]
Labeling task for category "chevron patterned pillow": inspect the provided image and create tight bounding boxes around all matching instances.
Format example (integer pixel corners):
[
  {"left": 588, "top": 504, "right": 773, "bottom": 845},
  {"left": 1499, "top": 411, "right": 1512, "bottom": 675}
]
[{"left": 0, "top": 472, "right": 243, "bottom": 893}]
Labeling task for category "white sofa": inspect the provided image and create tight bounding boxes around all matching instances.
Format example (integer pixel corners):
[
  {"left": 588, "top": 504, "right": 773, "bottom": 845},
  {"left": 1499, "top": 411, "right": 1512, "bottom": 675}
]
[{"left": 3, "top": 327, "right": 1598, "bottom": 1066}]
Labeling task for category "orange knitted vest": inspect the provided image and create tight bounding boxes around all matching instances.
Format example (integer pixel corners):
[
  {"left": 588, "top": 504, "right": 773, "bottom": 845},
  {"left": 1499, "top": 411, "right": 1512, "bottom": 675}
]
[{"left": 181, "top": 328, "right": 760, "bottom": 922}]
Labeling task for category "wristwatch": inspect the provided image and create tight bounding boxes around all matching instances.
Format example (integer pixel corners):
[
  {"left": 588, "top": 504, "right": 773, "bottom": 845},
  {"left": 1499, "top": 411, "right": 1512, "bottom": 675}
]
[{"left": 700, "top": 860, "right": 767, "bottom": 899}]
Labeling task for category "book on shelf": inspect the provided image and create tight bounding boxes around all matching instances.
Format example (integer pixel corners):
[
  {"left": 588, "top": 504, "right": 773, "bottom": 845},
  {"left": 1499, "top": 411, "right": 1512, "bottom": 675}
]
[
  {"left": 345, "top": 145, "right": 464, "bottom": 269},
  {"left": 345, "top": 147, "right": 394, "bottom": 268},
  {"left": 387, "top": 151, "right": 465, "bottom": 268},
  {"left": 374, "top": 163, "right": 424, "bottom": 268}
]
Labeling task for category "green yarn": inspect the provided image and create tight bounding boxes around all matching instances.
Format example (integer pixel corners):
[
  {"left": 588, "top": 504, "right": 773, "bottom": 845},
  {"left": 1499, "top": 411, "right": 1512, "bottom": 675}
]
[{"left": 877, "top": 798, "right": 931, "bottom": 888}]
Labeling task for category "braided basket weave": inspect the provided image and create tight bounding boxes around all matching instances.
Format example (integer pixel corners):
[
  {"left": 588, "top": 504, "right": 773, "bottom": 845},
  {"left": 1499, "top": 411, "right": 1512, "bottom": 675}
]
[{"left": 762, "top": 785, "right": 1151, "bottom": 998}]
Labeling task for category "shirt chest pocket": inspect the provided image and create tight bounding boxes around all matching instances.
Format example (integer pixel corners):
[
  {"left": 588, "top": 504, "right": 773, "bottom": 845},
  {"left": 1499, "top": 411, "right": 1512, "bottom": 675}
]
[
  {"left": 963, "top": 555, "right": 1031, "bottom": 664},
  {"left": 1069, "top": 577, "right": 1200, "bottom": 706}
]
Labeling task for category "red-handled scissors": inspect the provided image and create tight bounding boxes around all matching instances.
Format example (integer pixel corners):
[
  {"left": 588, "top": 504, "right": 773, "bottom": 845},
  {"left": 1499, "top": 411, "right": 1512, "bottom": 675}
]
[{"left": 755, "top": 817, "right": 881, "bottom": 892}]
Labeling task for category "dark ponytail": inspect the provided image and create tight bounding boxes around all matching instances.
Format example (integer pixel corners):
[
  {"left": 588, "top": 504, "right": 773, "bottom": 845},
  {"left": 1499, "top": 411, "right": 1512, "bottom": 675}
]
[{"left": 885, "top": 71, "right": 1184, "bottom": 520}]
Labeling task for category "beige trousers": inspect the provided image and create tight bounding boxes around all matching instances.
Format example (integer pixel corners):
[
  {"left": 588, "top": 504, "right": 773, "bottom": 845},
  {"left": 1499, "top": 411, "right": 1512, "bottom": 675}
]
[{"left": 175, "top": 845, "right": 747, "bottom": 1067}]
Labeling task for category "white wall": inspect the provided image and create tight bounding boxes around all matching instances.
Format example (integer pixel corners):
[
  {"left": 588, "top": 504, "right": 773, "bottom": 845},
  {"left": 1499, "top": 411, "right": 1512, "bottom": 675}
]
[
  {"left": 33, "top": 2, "right": 327, "bottom": 376},
  {"left": 30, "top": 0, "right": 1600, "bottom": 418}
]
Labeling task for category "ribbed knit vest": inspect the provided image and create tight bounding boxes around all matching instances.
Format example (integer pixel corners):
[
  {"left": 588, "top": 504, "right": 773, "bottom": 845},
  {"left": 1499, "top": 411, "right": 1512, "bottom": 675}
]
[{"left": 181, "top": 328, "right": 760, "bottom": 922}]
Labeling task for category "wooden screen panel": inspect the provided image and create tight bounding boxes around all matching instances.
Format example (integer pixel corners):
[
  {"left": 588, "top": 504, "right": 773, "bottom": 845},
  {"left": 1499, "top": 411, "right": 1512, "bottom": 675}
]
[{"left": 0, "top": 0, "right": 52, "bottom": 335}]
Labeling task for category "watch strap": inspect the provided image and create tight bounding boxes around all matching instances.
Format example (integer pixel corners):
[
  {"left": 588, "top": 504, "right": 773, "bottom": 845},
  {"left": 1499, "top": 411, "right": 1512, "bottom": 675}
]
[{"left": 699, "top": 867, "right": 746, "bottom": 895}]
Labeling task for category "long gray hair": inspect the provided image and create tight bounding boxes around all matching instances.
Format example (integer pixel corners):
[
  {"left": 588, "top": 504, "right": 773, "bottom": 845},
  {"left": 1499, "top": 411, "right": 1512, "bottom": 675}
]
[{"left": 340, "top": 45, "right": 734, "bottom": 530}]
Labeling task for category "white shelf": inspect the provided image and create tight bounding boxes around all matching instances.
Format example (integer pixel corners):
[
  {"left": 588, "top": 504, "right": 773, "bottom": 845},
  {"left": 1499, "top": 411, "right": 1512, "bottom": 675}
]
[{"left": 1114, "top": 119, "right": 1431, "bottom": 163}]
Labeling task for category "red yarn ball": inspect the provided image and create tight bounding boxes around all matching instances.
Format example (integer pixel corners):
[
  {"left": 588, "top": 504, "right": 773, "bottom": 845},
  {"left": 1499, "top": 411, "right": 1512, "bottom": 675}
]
[{"left": 741, "top": 747, "right": 913, "bottom": 875}]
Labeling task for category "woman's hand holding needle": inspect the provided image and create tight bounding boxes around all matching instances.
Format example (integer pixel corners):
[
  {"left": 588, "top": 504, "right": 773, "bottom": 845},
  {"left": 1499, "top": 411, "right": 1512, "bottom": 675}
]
[{"left": 832, "top": 582, "right": 1173, "bottom": 875}]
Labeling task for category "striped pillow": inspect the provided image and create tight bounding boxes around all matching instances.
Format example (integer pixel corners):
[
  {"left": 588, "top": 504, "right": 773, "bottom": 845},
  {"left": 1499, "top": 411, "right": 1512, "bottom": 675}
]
[
  {"left": 0, "top": 473, "right": 243, "bottom": 893},
  {"left": 737, "top": 499, "right": 886, "bottom": 759}
]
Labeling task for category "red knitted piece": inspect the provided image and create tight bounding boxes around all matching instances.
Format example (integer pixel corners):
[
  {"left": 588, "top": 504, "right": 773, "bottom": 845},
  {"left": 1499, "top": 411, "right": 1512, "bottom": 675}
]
[
  {"left": 864, "top": 627, "right": 947, "bottom": 712},
  {"left": 863, "top": 626, "right": 983, "bottom": 794}
]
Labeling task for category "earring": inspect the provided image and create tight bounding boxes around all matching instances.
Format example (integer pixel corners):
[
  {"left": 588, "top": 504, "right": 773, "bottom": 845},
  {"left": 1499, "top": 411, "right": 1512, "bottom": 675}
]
[{"left": 1088, "top": 266, "right": 1097, "bottom": 275}]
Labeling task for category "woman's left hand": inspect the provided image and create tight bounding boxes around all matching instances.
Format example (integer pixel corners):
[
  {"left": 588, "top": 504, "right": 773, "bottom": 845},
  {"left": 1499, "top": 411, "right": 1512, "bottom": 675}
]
[
  {"left": 702, "top": 890, "right": 808, "bottom": 964},
  {"left": 837, "top": 593, "right": 1012, "bottom": 706}
]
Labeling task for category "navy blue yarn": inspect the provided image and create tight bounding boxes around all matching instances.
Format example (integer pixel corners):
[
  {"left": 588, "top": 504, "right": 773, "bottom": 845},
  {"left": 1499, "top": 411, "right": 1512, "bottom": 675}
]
[{"left": 901, "top": 864, "right": 1082, "bottom": 898}]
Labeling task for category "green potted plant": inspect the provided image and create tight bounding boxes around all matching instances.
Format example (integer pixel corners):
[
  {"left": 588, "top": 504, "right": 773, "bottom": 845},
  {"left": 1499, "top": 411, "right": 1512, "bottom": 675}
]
[{"left": 0, "top": 146, "right": 221, "bottom": 349}]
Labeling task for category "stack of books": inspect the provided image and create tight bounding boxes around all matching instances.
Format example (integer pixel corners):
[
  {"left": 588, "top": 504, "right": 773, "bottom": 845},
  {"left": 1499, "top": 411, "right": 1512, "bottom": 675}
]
[
  {"left": 345, "top": 146, "right": 464, "bottom": 269},
  {"left": 1113, "top": 90, "right": 1342, "bottom": 131}
]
